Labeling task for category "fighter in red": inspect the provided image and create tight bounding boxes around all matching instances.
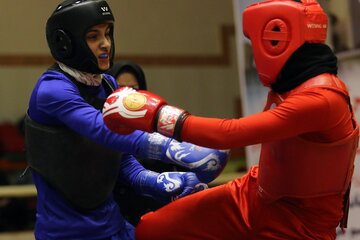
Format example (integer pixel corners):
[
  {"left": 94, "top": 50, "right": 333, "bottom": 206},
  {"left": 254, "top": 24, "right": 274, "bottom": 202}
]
[{"left": 103, "top": 0, "right": 359, "bottom": 239}]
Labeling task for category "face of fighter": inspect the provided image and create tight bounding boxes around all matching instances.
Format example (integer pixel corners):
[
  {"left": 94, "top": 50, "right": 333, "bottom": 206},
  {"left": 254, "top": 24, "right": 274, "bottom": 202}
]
[
  {"left": 86, "top": 23, "right": 113, "bottom": 71},
  {"left": 242, "top": 0, "right": 327, "bottom": 86}
]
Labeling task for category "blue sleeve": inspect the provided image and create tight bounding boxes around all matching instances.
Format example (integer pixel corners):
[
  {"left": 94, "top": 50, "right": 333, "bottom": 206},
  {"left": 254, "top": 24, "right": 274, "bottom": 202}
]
[
  {"left": 117, "top": 153, "right": 145, "bottom": 185},
  {"left": 28, "top": 70, "right": 146, "bottom": 154}
]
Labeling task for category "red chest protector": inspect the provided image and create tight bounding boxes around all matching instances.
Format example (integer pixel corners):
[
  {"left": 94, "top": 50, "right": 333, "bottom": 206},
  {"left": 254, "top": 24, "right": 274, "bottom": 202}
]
[{"left": 258, "top": 74, "right": 359, "bottom": 201}]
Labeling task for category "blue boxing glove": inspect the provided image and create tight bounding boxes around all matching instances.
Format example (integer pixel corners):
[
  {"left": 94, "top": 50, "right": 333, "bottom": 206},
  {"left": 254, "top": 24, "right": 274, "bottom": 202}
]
[
  {"left": 132, "top": 170, "right": 208, "bottom": 203},
  {"left": 135, "top": 132, "right": 230, "bottom": 183}
]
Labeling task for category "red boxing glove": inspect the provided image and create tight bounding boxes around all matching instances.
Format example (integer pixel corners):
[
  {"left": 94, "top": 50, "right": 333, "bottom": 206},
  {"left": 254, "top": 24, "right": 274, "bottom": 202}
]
[
  {"left": 103, "top": 87, "right": 189, "bottom": 140},
  {"left": 103, "top": 87, "right": 166, "bottom": 134}
]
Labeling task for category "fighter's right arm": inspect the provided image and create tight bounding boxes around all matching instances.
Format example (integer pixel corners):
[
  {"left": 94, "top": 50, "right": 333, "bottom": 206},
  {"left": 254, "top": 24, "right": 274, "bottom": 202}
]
[{"left": 103, "top": 87, "right": 336, "bottom": 149}]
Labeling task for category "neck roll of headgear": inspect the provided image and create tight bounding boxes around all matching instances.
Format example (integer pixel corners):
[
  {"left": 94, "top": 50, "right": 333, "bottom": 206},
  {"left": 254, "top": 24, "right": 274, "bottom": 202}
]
[{"left": 242, "top": 0, "right": 328, "bottom": 86}]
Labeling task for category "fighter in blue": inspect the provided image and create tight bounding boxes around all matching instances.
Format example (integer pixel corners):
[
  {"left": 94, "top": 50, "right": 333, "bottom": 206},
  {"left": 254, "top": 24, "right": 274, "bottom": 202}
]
[{"left": 24, "top": 0, "right": 229, "bottom": 239}]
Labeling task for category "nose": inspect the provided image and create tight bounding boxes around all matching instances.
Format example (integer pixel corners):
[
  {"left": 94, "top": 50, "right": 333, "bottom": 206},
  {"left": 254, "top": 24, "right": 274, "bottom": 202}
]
[{"left": 100, "top": 36, "right": 111, "bottom": 51}]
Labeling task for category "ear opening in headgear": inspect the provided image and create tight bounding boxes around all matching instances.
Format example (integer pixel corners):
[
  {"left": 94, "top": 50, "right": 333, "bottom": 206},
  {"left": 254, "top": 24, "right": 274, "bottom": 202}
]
[
  {"left": 263, "top": 19, "right": 290, "bottom": 56},
  {"left": 52, "top": 29, "right": 73, "bottom": 59},
  {"left": 270, "top": 26, "right": 281, "bottom": 46}
]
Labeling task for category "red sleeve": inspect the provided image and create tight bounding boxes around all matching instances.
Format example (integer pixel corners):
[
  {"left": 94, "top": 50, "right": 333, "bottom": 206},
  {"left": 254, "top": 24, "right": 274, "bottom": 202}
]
[{"left": 181, "top": 88, "right": 353, "bottom": 149}]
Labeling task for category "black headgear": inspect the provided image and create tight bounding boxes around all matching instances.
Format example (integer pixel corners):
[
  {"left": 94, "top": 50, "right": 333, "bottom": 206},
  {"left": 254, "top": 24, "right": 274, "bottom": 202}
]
[{"left": 46, "top": 0, "right": 115, "bottom": 74}]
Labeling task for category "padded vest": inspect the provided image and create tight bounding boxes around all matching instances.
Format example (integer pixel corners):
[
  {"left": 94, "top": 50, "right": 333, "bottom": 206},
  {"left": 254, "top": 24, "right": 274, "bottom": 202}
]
[
  {"left": 258, "top": 74, "right": 359, "bottom": 200},
  {"left": 25, "top": 67, "right": 122, "bottom": 209}
]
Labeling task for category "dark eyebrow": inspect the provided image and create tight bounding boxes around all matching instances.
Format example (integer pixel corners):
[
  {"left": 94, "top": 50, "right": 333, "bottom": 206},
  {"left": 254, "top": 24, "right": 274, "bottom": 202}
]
[
  {"left": 87, "top": 24, "right": 111, "bottom": 34},
  {"left": 86, "top": 28, "right": 99, "bottom": 34}
]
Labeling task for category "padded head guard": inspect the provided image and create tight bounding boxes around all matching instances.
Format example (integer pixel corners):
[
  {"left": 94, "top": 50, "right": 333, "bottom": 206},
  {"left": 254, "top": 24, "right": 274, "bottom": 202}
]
[
  {"left": 243, "top": 0, "right": 328, "bottom": 86},
  {"left": 46, "top": 0, "right": 115, "bottom": 74}
]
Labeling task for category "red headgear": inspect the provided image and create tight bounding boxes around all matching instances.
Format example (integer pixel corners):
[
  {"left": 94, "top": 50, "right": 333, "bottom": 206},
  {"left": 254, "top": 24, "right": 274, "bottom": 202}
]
[{"left": 243, "top": 0, "right": 328, "bottom": 86}]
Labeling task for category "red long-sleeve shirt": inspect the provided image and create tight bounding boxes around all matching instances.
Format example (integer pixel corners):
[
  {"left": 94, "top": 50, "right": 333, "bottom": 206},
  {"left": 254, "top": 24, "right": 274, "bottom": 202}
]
[{"left": 182, "top": 87, "right": 353, "bottom": 149}]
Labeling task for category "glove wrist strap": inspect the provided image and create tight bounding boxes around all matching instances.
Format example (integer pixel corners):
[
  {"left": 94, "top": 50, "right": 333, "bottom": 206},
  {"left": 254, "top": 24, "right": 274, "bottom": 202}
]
[{"left": 155, "top": 105, "right": 188, "bottom": 141}]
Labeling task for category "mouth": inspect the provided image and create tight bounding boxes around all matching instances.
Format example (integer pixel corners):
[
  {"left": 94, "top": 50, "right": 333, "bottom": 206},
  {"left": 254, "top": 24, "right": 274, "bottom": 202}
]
[
  {"left": 99, "top": 53, "right": 109, "bottom": 59},
  {"left": 98, "top": 53, "right": 110, "bottom": 70}
]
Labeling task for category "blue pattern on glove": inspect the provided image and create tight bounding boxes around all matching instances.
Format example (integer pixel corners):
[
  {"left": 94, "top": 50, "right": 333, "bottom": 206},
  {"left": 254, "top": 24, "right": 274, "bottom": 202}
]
[
  {"left": 133, "top": 170, "right": 208, "bottom": 203},
  {"left": 165, "top": 141, "right": 230, "bottom": 183}
]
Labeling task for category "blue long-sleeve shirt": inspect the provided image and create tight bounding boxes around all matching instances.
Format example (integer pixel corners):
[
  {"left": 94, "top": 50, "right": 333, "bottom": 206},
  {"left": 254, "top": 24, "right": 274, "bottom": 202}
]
[{"left": 28, "top": 70, "right": 145, "bottom": 240}]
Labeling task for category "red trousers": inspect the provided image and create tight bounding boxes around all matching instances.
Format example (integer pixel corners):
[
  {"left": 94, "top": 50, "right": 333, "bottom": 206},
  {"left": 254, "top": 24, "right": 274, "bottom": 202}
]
[{"left": 136, "top": 166, "right": 341, "bottom": 240}]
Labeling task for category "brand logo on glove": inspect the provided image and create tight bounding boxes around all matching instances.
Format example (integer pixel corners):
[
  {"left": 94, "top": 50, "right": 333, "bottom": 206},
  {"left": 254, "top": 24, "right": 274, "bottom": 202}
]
[{"left": 123, "top": 93, "right": 147, "bottom": 111}]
